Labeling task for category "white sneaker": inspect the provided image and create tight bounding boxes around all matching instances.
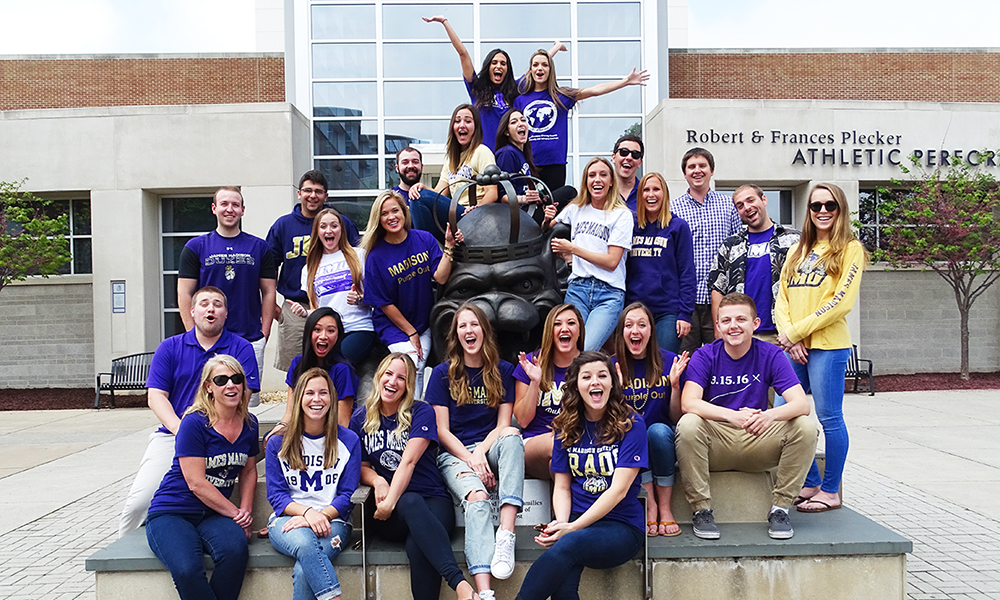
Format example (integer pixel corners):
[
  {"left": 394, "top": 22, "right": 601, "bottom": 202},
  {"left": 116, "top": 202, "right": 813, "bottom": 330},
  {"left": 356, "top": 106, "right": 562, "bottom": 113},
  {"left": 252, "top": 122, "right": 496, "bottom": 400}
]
[
  {"left": 490, "top": 528, "right": 516, "bottom": 579},
  {"left": 478, "top": 590, "right": 496, "bottom": 600}
]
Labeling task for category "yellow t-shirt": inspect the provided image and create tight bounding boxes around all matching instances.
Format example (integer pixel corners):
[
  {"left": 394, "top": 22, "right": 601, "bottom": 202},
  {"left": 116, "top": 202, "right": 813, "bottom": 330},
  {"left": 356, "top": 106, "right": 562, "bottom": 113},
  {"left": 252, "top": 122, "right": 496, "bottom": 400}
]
[
  {"left": 440, "top": 144, "right": 496, "bottom": 207},
  {"left": 775, "top": 240, "right": 866, "bottom": 350}
]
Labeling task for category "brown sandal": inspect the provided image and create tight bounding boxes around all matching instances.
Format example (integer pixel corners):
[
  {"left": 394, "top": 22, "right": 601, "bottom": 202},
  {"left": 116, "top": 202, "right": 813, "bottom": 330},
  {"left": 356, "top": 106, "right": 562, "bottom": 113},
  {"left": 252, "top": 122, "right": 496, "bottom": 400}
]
[{"left": 659, "top": 521, "right": 681, "bottom": 537}]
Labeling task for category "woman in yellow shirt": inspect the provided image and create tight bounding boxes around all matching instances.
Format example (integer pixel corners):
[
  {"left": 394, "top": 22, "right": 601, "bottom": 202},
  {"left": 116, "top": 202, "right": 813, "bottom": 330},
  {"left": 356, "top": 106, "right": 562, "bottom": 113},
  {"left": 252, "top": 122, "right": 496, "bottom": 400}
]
[{"left": 775, "top": 183, "right": 867, "bottom": 514}]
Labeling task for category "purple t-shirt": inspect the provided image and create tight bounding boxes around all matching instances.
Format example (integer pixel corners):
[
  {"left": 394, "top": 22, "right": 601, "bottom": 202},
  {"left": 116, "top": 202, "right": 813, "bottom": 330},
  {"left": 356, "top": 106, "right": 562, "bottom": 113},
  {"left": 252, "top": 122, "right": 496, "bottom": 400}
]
[
  {"left": 364, "top": 229, "right": 443, "bottom": 345},
  {"left": 685, "top": 339, "right": 799, "bottom": 412},
  {"left": 148, "top": 411, "right": 259, "bottom": 514},
  {"left": 612, "top": 349, "right": 684, "bottom": 427},
  {"left": 426, "top": 360, "right": 515, "bottom": 447},
  {"left": 286, "top": 355, "right": 359, "bottom": 408},
  {"left": 513, "top": 90, "right": 576, "bottom": 166},
  {"left": 513, "top": 351, "right": 569, "bottom": 439},
  {"left": 179, "top": 231, "right": 276, "bottom": 341},
  {"left": 466, "top": 73, "right": 509, "bottom": 151},
  {"left": 349, "top": 400, "right": 448, "bottom": 499},
  {"left": 551, "top": 418, "right": 647, "bottom": 530},
  {"left": 146, "top": 329, "right": 260, "bottom": 435},
  {"left": 494, "top": 144, "right": 531, "bottom": 196},
  {"left": 746, "top": 227, "right": 775, "bottom": 332}
]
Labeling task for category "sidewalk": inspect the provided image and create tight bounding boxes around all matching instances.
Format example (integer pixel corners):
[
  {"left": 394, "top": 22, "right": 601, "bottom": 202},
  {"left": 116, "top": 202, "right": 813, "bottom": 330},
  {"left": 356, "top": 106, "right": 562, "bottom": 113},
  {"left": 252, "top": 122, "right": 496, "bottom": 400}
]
[{"left": 0, "top": 391, "right": 997, "bottom": 599}]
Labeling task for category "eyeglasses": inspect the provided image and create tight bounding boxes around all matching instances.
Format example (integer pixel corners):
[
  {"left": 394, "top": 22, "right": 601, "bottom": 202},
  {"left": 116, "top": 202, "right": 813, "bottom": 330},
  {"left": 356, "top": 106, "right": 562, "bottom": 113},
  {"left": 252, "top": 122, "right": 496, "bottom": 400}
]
[
  {"left": 615, "top": 148, "right": 643, "bottom": 160},
  {"left": 211, "top": 373, "right": 245, "bottom": 386},
  {"left": 809, "top": 201, "right": 839, "bottom": 213},
  {"left": 299, "top": 187, "right": 326, "bottom": 196}
]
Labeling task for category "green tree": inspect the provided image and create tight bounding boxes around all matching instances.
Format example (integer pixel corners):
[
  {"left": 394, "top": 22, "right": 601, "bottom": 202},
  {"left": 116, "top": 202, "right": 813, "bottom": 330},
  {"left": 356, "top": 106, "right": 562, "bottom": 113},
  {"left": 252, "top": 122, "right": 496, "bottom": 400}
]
[
  {"left": 0, "top": 179, "right": 72, "bottom": 294},
  {"left": 870, "top": 156, "right": 1000, "bottom": 380}
]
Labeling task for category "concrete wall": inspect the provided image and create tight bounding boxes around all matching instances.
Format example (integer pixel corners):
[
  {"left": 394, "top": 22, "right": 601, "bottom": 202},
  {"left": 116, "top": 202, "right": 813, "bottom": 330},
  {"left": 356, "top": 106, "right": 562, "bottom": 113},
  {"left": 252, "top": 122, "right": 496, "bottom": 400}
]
[
  {"left": 859, "top": 270, "right": 1000, "bottom": 374},
  {"left": 0, "top": 280, "right": 94, "bottom": 389},
  {"left": 0, "top": 103, "right": 311, "bottom": 392}
]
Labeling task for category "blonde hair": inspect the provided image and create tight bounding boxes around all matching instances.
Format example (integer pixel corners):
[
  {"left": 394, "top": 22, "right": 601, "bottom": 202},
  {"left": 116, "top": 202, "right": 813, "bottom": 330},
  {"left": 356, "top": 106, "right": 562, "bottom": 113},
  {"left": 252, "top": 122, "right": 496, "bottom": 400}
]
[
  {"left": 305, "top": 208, "right": 364, "bottom": 309},
  {"left": 361, "top": 353, "right": 417, "bottom": 439},
  {"left": 279, "top": 368, "right": 341, "bottom": 471},
  {"left": 185, "top": 355, "right": 252, "bottom": 426},
  {"left": 786, "top": 183, "right": 868, "bottom": 278},
  {"left": 572, "top": 157, "right": 626, "bottom": 212},
  {"left": 445, "top": 304, "right": 505, "bottom": 408},
  {"left": 636, "top": 172, "right": 672, "bottom": 229},
  {"left": 362, "top": 191, "right": 412, "bottom": 255}
]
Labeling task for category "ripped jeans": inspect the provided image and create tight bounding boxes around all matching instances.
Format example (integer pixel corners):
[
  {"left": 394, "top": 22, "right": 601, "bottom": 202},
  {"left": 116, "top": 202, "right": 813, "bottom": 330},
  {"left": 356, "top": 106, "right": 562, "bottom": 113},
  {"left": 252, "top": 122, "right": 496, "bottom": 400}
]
[
  {"left": 268, "top": 515, "right": 352, "bottom": 600},
  {"left": 437, "top": 433, "right": 525, "bottom": 574}
]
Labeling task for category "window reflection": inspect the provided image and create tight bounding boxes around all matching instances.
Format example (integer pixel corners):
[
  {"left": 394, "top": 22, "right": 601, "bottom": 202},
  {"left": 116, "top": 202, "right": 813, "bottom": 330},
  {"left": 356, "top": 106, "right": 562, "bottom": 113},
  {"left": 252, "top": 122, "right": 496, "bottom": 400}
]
[
  {"left": 314, "top": 121, "right": 379, "bottom": 156},
  {"left": 578, "top": 3, "right": 640, "bottom": 37},
  {"left": 383, "top": 4, "right": 473, "bottom": 39},
  {"left": 316, "top": 158, "right": 380, "bottom": 190},
  {"left": 384, "top": 119, "right": 450, "bottom": 151},
  {"left": 577, "top": 117, "right": 641, "bottom": 153},
  {"left": 313, "top": 43, "right": 376, "bottom": 79},
  {"left": 312, "top": 5, "right": 376, "bottom": 40},
  {"left": 491, "top": 42, "right": 570, "bottom": 78},
  {"left": 481, "top": 4, "right": 569, "bottom": 39},
  {"left": 575, "top": 81, "right": 641, "bottom": 114},
  {"left": 576, "top": 41, "right": 641, "bottom": 77},
  {"left": 384, "top": 80, "right": 467, "bottom": 116},
  {"left": 314, "top": 82, "right": 377, "bottom": 117},
  {"left": 384, "top": 43, "right": 464, "bottom": 78}
]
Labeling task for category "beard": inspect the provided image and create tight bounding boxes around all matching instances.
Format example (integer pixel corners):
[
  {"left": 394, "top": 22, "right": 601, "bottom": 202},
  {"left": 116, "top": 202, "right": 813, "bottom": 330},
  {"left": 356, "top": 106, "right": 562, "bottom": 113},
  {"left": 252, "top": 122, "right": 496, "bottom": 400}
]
[{"left": 398, "top": 168, "right": 422, "bottom": 187}]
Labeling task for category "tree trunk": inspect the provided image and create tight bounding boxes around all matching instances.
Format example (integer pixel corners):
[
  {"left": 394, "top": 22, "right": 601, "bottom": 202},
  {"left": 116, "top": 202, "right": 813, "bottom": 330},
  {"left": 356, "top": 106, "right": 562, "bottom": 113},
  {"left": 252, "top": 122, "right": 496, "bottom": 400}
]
[{"left": 959, "top": 303, "right": 970, "bottom": 381}]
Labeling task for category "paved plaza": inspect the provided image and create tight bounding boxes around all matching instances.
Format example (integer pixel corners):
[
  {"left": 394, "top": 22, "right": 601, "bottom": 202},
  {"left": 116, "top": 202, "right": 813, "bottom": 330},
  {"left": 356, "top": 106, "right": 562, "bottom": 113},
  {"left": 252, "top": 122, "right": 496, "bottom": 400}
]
[{"left": 0, "top": 390, "right": 997, "bottom": 599}]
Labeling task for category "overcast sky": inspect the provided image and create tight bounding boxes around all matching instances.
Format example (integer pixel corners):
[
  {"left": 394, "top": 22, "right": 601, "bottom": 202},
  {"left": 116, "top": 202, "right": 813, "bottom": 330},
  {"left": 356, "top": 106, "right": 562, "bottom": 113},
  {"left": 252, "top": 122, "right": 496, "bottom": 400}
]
[{"left": 0, "top": 0, "right": 996, "bottom": 54}]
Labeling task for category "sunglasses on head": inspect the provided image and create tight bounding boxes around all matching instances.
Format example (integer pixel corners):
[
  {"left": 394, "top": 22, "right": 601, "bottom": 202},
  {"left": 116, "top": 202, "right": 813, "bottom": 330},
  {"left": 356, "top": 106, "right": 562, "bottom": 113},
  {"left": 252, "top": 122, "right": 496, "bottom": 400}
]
[
  {"left": 212, "top": 373, "right": 245, "bottom": 386},
  {"left": 809, "top": 201, "right": 839, "bottom": 212},
  {"left": 615, "top": 148, "right": 643, "bottom": 160}
]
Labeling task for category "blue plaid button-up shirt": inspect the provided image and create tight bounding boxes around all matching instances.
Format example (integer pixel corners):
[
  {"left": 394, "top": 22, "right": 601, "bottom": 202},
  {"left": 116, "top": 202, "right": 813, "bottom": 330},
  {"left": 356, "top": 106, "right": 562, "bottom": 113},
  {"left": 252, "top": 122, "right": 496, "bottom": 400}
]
[{"left": 670, "top": 189, "right": 742, "bottom": 304}]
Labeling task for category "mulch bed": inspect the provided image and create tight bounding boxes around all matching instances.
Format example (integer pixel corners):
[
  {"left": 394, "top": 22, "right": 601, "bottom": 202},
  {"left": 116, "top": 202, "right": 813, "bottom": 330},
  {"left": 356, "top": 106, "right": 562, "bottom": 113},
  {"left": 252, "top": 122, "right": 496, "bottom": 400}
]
[{"left": 2, "top": 372, "right": 999, "bottom": 411}]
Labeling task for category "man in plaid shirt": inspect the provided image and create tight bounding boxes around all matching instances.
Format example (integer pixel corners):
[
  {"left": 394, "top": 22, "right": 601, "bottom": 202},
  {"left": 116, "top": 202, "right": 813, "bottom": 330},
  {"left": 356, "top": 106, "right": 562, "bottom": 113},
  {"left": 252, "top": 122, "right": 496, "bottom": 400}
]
[
  {"left": 671, "top": 148, "right": 741, "bottom": 353},
  {"left": 708, "top": 184, "right": 801, "bottom": 344}
]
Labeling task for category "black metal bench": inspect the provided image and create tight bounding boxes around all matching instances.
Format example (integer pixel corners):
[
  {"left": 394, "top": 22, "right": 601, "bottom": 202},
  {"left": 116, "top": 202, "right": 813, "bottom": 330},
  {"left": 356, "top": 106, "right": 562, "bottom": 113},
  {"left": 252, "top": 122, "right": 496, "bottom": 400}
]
[
  {"left": 846, "top": 344, "right": 875, "bottom": 396},
  {"left": 94, "top": 351, "right": 155, "bottom": 408}
]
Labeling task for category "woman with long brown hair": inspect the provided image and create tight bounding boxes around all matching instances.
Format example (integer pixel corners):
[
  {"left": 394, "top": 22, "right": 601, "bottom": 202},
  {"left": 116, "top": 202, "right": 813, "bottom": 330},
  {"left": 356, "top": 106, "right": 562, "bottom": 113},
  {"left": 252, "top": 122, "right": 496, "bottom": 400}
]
[
  {"left": 776, "top": 183, "right": 867, "bottom": 514},
  {"left": 513, "top": 303, "right": 584, "bottom": 480},
  {"left": 515, "top": 351, "right": 646, "bottom": 600},
  {"left": 426, "top": 303, "right": 524, "bottom": 595}
]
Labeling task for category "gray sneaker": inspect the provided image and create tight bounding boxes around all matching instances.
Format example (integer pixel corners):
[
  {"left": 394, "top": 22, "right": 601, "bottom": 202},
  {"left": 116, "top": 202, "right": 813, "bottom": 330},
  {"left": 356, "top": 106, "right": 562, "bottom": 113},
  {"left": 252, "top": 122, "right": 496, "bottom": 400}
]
[
  {"left": 768, "top": 509, "right": 794, "bottom": 539},
  {"left": 692, "top": 509, "right": 720, "bottom": 539}
]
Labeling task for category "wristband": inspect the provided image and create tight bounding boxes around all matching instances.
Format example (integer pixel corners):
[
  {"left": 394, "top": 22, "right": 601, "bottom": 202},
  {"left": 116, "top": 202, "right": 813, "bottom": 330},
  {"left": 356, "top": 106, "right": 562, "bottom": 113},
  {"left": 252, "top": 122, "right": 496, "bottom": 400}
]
[{"left": 408, "top": 331, "right": 418, "bottom": 338}]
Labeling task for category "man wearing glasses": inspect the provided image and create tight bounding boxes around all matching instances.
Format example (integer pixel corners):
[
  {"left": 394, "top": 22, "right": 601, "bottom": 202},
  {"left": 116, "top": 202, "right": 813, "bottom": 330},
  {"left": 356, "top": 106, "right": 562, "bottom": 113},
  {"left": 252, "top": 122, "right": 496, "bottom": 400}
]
[
  {"left": 265, "top": 170, "right": 360, "bottom": 372},
  {"left": 118, "top": 286, "right": 259, "bottom": 537},
  {"left": 612, "top": 134, "right": 644, "bottom": 211}
]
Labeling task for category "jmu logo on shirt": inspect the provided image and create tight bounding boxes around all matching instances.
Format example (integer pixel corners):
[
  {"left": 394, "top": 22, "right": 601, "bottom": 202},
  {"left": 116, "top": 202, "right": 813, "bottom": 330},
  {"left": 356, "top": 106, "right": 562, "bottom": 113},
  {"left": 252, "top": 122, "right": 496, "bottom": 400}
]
[
  {"left": 387, "top": 251, "right": 431, "bottom": 283},
  {"left": 225, "top": 264, "right": 235, "bottom": 281},
  {"left": 747, "top": 241, "right": 769, "bottom": 259},
  {"left": 286, "top": 236, "right": 311, "bottom": 260},
  {"left": 539, "top": 382, "right": 565, "bottom": 415},
  {"left": 524, "top": 99, "right": 557, "bottom": 134},
  {"left": 787, "top": 250, "right": 828, "bottom": 288},
  {"left": 568, "top": 446, "right": 618, "bottom": 477}
]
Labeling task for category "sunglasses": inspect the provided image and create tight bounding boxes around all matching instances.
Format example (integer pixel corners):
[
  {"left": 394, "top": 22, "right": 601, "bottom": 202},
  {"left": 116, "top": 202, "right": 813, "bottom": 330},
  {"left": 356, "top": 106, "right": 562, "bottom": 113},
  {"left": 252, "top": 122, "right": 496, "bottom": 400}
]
[
  {"left": 809, "top": 201, "right": 839, "bottom": 213},
  {"left": 211, "top": 373, "right": 245, "bottom": 386},
  {"left": 615, "top": 148, "right": 643, "bottom": 160}
]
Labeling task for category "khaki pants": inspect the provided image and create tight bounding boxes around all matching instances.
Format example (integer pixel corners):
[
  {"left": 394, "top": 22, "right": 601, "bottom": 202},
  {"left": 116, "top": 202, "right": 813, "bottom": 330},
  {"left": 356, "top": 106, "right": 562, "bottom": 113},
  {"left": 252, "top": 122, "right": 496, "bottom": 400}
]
[
  {"left": 274, "top": 301, "right": 308, "bottom": 372},
  {"left": 676, "top": 413, "right": 817, "bottom": 512}
]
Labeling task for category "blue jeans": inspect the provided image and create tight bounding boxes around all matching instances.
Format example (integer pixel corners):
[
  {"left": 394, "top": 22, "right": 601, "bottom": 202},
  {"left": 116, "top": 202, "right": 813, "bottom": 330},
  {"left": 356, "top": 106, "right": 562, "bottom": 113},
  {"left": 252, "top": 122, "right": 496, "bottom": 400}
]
[
  {"left": 409, "top": 189, "right": 467, "bottom": 245},
  {"left": 438, "top": 433, "right": 525, "bottom": 574},
  {"left": 564, "top": 278, "right": 625, "bottom": 351},
  {"left": 777, "top": 347, "right": 851, "bottom": 494},
  {"left": 654, "top": 313, "right": 681, "bottom": 354},
  {"left": 367, "top": 492, "right": 465, "bottom": 600},
  {"left": 645, "top": 422, "right": 676, "bottom": 487},
  {"left": 340, "top": 330, "right": 377, "bottom": 367},
  {"left": 145, "top": 511, "right": 249, "bottom": 600},
  {"left": 516, "top": 516, "right": 642, "bottom": 600},
  {"left": 268, "top": 515, "right": 353, "bottom": 600}
]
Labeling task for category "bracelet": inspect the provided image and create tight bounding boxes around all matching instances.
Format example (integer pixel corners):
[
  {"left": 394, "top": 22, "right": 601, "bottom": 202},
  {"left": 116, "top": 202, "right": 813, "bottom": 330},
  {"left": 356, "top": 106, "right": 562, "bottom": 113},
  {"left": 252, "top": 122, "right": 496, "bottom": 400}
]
[
  {"left": 408, "top": 331, "right": 418, "bottom": 338},
  {"left": 303, "top": 507, "right": 313, "bottom": 517},
  {"left": 443, "top": 246, "right": 454, "bottom": 258}
]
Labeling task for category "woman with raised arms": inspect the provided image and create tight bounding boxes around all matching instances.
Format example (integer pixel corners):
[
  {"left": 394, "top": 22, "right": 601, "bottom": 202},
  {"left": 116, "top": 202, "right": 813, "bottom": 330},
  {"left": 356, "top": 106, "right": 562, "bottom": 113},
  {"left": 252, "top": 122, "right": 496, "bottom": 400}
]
[
  {"left": 611, "top": 302, "right": 689, "bottom": 537},
  {"left": 144, "top": 355, "right": 258, "bottom": 600},
  {"left": 349, "top": 353, "right": 475, "bottom": 600},
  {"left": 513, "top": 303, "right": 584, "bottom": 480},
  {"left": 514, "top": 49, "right": 647, "bottom": 191},
  {"left": 266, "top": 368, "right": 361, "bottom": 600},
  {"left": 362, "top": 191, "right": 462, "bottom": 398},
  {"left": 426, "top": 303, "right": 524, "bottom": 598},
  {"left": 514, "top": 351, "right": 647, "bottom": 600}
]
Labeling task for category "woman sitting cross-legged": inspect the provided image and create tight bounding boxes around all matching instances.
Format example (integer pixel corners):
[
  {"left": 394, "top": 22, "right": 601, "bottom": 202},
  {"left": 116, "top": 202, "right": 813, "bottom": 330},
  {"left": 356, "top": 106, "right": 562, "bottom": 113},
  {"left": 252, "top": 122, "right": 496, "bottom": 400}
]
[
  {"left": 514, "top": 351, "right": 647, "bottom": 600},
  {"left": 145, "top": 355, "right": 258, "bottom": 600},
  {"left": 266, "top": 367, "right": 361, "bottom": 600}
]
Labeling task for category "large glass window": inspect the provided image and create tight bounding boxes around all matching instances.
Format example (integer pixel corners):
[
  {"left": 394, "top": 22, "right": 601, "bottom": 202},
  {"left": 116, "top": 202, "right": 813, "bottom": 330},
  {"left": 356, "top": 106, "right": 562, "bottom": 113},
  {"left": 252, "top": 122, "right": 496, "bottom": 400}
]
[
  {"left": 161, "top": 196, "right": 214, "bottom": 339},
  {"left": 304, "top": 0, "right": 646, "bottom": 214},
  {"left": 858, "top": 188, "right": 908, "bottom": 252}
]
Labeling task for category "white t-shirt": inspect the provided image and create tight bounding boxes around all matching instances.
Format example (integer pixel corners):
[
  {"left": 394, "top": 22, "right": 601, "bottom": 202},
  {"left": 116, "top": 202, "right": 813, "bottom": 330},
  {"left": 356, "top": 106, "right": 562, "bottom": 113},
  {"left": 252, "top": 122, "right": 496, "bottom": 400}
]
[
  {"left": 555, "top": 203, "right": 633, "bottom": 291},
  {"left": 301, "top": 248, "right": 375, "bottom": 333}
]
